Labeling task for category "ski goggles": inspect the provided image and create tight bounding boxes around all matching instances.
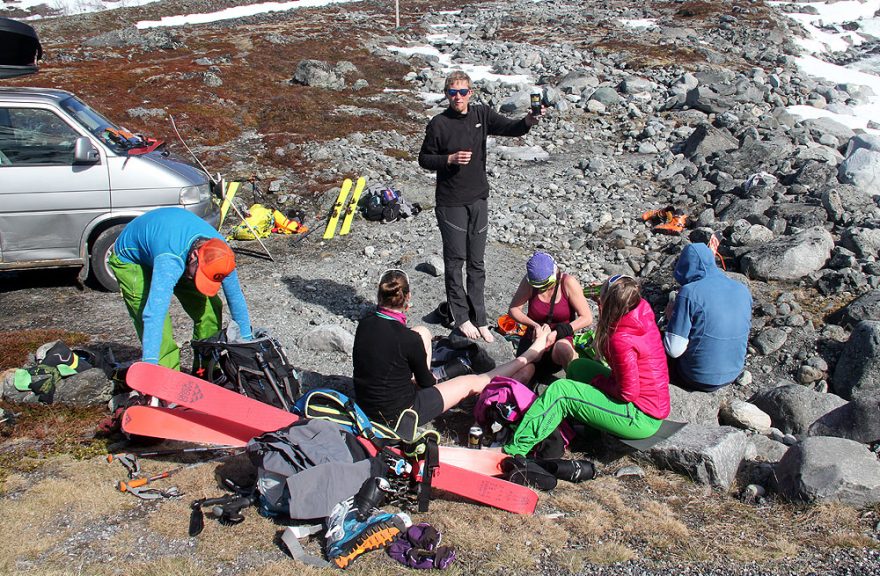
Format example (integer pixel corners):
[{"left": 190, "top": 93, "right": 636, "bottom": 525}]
[
  {"left": 446, "top": 88, "right": 470, "bottom": 97},
  {"left": 527, "top": 274, "right": 557, "bottom": 290},
  {"left": 607, "top": 273, "right": 635, "bottom": 287},
  {"left": 600, "top": 273, "right": 636, "bottom": 301}
]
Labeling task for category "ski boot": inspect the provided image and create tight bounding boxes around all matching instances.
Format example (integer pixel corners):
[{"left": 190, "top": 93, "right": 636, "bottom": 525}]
[{"left": 325, "top": 478, "right": 410, "bottom": 569}]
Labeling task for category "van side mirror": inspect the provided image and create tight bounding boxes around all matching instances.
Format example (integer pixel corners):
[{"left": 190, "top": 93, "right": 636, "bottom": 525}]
[{"left": 73, "top": 137, "right": 100, "bottom": 164}]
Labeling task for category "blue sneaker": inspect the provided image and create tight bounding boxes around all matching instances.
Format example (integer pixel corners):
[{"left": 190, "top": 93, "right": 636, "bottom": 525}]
[{"left": 325, "top": 498, "right": 409, "bottom": 569}]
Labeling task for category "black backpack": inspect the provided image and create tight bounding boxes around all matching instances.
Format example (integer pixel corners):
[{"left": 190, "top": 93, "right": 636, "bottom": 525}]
[{"left": 191, "top": 328, "right": 300, "bottom": 411}]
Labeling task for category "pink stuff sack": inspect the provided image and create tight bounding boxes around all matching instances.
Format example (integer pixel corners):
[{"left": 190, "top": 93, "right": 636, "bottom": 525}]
[{"left": 474, "top": 376, "right": 574, "bottom": 447}]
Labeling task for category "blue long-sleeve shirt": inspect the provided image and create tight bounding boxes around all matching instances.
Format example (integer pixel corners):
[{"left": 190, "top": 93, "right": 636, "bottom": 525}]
[{"left": 114, "top": 207, "right": 252, "bottom": 364}]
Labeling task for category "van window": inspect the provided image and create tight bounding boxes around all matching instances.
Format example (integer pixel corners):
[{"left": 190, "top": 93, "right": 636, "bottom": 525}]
[
  {"left": 60, "top": 96, "right": 128, "bottom": 154},
  {"left": 0, "top": 107, "right": 79, "bottom": 165}
]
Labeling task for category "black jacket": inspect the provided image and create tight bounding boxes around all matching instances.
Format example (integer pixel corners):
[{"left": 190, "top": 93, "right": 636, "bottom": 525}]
[
  {"left": 418, "top": 104, "right": 531, "bottom": 207},
  {"left": 353, "top": 313, "right": 434, "bottom": 424}
]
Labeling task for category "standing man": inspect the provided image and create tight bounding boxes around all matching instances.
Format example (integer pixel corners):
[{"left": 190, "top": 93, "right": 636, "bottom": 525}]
[
  {"left": 109, "top": 207, "right": 252, "bottom": 370},
  {"left": 419, "top": 71, "right": 541, "bottom": 342},
  {"left": 664, "top": 243, "right": 752, "bottom": 391}
]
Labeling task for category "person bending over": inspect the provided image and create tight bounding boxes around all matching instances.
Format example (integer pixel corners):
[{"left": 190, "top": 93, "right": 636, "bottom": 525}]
[
  {"left": 507, "top": 251, "right": 593, "bottom": 385},
  {"left": 418, "top": 70, "right": 541, "bottom": 343},
  {"left": 353, "top": 269, "right": 552, "bottom": 427},
  {"left": 110, "top": 208, "right": 252, "bottom": 371},
  {"left": 504, "top": 275, "right": 670, "bottom": 456},
  {"left": 664, "top": 243, "right": 752, "bottom": 392}
]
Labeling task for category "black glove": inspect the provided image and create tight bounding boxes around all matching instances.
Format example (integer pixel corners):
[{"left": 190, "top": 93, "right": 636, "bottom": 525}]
[{"left": 552, "top": 323, "right": 574, "bottom": 340}]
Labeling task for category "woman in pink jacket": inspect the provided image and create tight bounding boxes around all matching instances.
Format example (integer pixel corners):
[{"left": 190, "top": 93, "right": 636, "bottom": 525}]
[{"left": 504, "top": 274, "right": 670, "bottom": 456}]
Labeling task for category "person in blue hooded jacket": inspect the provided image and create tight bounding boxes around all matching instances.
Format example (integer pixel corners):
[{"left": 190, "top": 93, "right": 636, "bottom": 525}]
[{"left": 664, "top": 243, "right": 752, "bottom": 392}]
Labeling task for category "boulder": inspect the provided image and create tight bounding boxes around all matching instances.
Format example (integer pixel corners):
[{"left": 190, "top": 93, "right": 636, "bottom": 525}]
[
  {"left": 300, "top": 325, "right": 354, "bottom": 354},
  {"left": 719, "top": 399, "right": 772, "bottom": 433},
  {"left": 831, "top": 320, "right": 880, "bottom": 400},
  {"left": 557, "top": 70, "right": 599, "bottom": 94},
  {"left": 808, "top": 391, "right": 880, "bottom": 444},
  {"left": 803, "top": 117, "right": 855, "bottom": 147},
  {"left": 751, "top": 327, "right": 787, "bottom": 355},
  {"left": 494, "top": 145, "right": 549, "bottom": 162},
  {"left": 53, "top": 369, "right": 113, "bottom": 406},
  {"left": 748, "top": 434, "right": 789, "bottom": 463},
  {"left": 750, "top": 383, "right": 847, "bottom": 434},
  {"left": 715, "top": 195, "right": 774, "bottom": 223},
  {"left": 840, "top": 227, "right": 880, "bottom": 259},
  {"left": 291, "top": 60, "right": 345, "bottom": 89},
  {"left": 589, "top": 86, "right": 620, "bottom": 106},
  {"left": 685, "top": 86, "right": 733, "bottom": 114},
  {"left": 836, "top": 289, "right": 880, "bottom": 328},
  {"left": 619, "top": 76, "right": 656, "bottom": 94},
  {"left": 643, "top": 424, "right": 748, "bottom": 490},
  {"left": 683, "top": 123, "right": 738, "bottom": 159},
  {"left": 838, "top": 147, "right": 880, "bottom": 198},
  {"left": 668, "top": 385, "right": 721, "bottom": 425},
  {"left": 739, "top": 226, "right": 833, "bottom": 281},
  {"left": 774, "top": 437, "right": 880, "bottom": 506}
]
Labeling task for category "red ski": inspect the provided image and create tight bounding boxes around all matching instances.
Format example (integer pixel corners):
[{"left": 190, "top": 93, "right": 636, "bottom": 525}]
[
  {"left": 122, "top": 405, "right": 257, "bottom": 447},
  {"left": 127, "top": 362, "right": 536, "bottom": 514},
  {"left": 124, "top": 404, "right": 508, "bottom": 477}
]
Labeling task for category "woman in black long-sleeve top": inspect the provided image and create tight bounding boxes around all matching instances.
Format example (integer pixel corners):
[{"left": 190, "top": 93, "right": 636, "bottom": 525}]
[{"left": 353, "top": 269, "right": 551, "bottom": 427}]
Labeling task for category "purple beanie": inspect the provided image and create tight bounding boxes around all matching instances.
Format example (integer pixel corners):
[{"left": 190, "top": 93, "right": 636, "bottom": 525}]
[{"left": 526, "top": 252, "right": 556, "bottom": 286}]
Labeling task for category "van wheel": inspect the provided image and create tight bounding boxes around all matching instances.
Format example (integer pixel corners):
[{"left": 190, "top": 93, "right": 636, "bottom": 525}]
[{"left": 90, "top": 224, "right": 125, "bottom": 292}]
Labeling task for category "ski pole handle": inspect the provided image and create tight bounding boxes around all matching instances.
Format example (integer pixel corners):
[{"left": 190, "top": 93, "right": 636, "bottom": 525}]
[{"left": 117, "top": 471, "right": 171, "bottom": 492}]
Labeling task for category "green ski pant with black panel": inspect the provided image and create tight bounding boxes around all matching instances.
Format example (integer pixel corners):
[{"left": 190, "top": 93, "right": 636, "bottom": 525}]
[
  {"left": 504, "top": 358, "right": 663, "bottom": 456},
  {"left": 109, "top": 253, "right": 222, "bottom": 371}
]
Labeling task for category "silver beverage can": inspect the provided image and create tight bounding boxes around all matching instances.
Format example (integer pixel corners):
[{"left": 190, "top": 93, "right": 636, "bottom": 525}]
[{"left": 468, "top": 425, "right": 483, "bottom": 450}]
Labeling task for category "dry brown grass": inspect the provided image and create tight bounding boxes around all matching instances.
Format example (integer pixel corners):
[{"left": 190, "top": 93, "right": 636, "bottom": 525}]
[
  {"left": 586, "top": 542, "right": 637, "bottom": 564},
  {"left": 0, "top": 450, "right": 876, "bottom": 574},
  {"left": 0, "top": 455, "right": 133, "bottom": 573},
  {"left": 590, "top": 38, "right": 707, "bottom": 70}
]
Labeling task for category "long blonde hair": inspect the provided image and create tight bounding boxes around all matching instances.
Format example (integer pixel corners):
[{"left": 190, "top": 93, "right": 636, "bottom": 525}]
[{"left": 594, "top": 275, "right": 641, "bottom": 361}]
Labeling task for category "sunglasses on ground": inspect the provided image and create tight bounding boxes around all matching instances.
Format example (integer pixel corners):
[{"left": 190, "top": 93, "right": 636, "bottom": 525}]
[{"left": 447, "top": 88, "right": 470, "bottom": 97}]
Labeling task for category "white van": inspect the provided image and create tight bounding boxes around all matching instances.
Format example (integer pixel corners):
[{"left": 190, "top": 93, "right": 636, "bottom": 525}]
[
  {"left": 0, "top": 87, "right": 219, "bottom": 291},
  {"left": 0, "top": 17, "right": 219, "bottom": 291}
]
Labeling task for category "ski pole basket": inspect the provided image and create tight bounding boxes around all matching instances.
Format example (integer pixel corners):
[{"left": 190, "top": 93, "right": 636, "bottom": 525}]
[{"left": 191, "top": 328, "right": 300, "bottom": 411}]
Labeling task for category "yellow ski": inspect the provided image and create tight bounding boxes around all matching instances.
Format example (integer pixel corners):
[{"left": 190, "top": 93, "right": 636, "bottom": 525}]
[
  {"left": 339, "top": 177, "right": 366, "bottom": 236},
  {"left": 323, "top": 178, "right": 352, "bottom": 240},
  {"left": 219, "top": 181, "right": 240, "bottom": 229}
]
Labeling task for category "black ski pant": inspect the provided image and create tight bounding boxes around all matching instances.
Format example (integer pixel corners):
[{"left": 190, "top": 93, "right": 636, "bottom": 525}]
[{"left": 436, "top": 198, "right": 489, "bottom": 328}]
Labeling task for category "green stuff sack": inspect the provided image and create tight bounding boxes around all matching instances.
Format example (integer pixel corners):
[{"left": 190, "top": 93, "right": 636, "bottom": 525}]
[{"left": 573, "top": 330, "right": 608, "bottom": 366}]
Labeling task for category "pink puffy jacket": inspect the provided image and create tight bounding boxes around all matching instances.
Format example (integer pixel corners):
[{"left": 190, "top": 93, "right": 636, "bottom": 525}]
[{"left": 591, "top": 299, "right": 671, "bottom": 420}]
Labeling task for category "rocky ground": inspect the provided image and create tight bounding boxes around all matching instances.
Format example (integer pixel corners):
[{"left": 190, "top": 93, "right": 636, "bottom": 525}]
[{"left": 1, "top": 0, "right": 880, "bottom": 573}]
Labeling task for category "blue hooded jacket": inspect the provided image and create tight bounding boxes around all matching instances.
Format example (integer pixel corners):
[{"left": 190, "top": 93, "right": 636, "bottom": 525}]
[{"left": 665, "top": 243, "right": 752, "bottom": 387}]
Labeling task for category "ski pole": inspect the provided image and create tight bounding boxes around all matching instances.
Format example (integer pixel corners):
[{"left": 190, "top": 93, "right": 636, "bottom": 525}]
[
  {"left": 107, "top": 446, "right": 237, "bottom": 463},
  {"left": 255, "top": 352, "right": 290, "bottom": 411},
  {"left": 169, "top": 115, "right": 274, "bottom": 262}
]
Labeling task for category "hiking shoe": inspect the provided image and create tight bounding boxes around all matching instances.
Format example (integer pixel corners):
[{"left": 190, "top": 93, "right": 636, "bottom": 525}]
[
  {"left": 432, "top": 356, "right": 472, "bottom": 383},
  {"left": 654, "top": 212, "right": 688, "bottom": 235},
  {"left": 534, "top": 459, "right": 596, "bottom": 483},
  {"left": 500, "top": 456, "right": 557, "bottom": 490},
  {"left": 426, "top": 301, "right": 454, "bottom": 329},
  {"left": 640, "top": 205, "right": 673, "bottom": 222},
  {"left": 325, "top": 498, "right": 409, "bottom": 569}
]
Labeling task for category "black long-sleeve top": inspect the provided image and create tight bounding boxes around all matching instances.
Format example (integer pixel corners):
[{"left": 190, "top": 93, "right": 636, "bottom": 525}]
[
  {"left": 352, "top": 313, "right": 435, "bottom": 424},
  {"left": 418, "top": 104, "right": 532, "bottom": 207}
]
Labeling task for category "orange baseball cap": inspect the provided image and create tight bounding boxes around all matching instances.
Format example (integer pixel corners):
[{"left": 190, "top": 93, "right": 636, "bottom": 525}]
[{"left": 194, "top": 238, "right": 236, "bottom": 296}]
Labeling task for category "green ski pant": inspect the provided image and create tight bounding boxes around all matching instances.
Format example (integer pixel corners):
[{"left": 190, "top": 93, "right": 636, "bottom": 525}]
[
  {"left": 504, "top": 358, "right": 663, "bottom": 456},
  {"left": 110, "top": 253, "right": 223, "bottom": 371}
]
